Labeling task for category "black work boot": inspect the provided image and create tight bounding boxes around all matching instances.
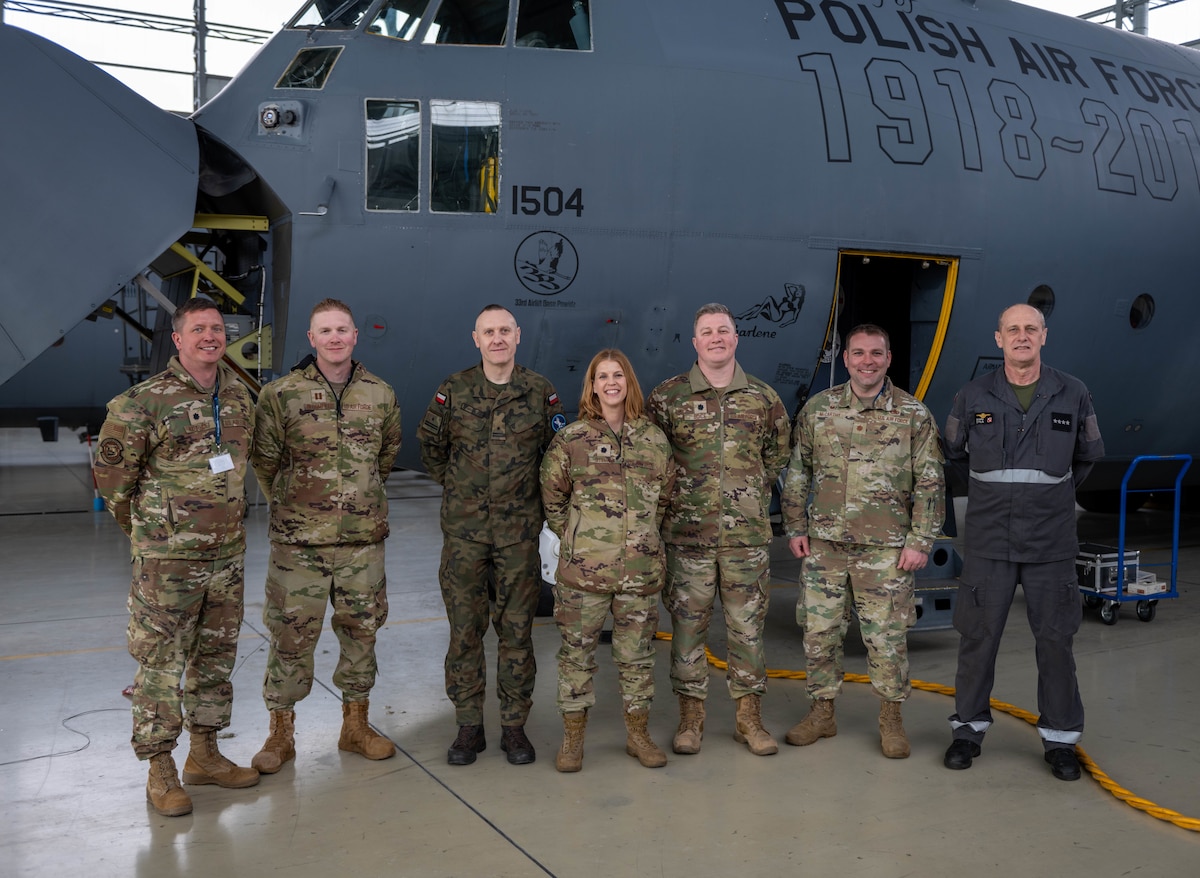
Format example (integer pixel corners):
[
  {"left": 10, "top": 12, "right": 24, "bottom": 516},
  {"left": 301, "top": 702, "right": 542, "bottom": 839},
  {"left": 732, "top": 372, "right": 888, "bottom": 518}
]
[
  {"left": 500, "top": 725, "right": 536, "bottom": 765},
  {"left": 447, "top": 725, "right": 486, "bottom": 765}
]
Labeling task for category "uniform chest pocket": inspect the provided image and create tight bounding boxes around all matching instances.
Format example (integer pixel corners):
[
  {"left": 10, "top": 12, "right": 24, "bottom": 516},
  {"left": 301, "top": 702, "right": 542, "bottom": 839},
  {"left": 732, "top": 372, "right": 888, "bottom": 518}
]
[
  {"left": 966, "top": 419, "right": 1005, "bottom": 469},
  {"left": 165, "top": 412, "right": 214, "bottom": 459}
]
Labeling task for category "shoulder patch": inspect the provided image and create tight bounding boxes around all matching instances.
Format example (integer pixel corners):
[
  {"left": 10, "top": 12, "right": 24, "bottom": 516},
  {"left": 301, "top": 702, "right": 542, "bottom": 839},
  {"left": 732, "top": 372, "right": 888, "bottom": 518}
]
[
  {"left": 435, "top": 391, "right": 448, "bottom": 406},
  {"left": 548, "top": 392, "right": 560, "bottom": 406},
  {"left": 551, "top": 413, "right": 567, "bottom": 432},
  {"left": 99, "top": 437, "right": 124, "bottom": 465}
]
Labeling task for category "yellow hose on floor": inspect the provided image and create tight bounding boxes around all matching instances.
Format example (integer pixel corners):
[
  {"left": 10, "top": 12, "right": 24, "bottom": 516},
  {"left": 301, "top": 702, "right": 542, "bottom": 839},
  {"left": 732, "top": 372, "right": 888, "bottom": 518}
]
[{"left": 654, "top": 633, "right": 1200, "bottom": 834}]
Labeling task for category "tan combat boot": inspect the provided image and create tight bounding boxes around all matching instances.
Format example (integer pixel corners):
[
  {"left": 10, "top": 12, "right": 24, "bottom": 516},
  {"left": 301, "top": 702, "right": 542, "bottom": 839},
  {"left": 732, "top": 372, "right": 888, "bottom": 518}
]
[
  {"left": 338, "top": 699, "right": 396, "bottom": 760},
  {"left": 673, "top": 694, "right": 705, "bottom": 755},
  {"left": 146, "top": 752, "right": 193, "bottom": 817},
  {"left": 251, "top": 708, "right": 296, "bottom": 774},
  {"left": 182, "top": 729, "right": 260, "bottom": 788},
  {"left": 785, "top": 698, "right": 837, "bottom": 746},
  {"left": 733, "top": 694, "right": 778, "bottom": 755},
  {"left": 624, "top": 708, "right": 667, "bottom": 768},
  {"left": 879, "top": 701, "right": 911, "bottom": 759},
  {"left": 555, "top": 711, "right": 588, "bottom": 773}
]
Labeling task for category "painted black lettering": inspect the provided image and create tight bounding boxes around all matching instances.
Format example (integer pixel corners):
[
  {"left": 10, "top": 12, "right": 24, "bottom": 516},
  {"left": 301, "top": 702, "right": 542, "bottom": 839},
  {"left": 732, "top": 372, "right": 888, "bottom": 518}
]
[
  {"left": 1147, "top": 71, "right": 1182, "bottom": 109},
  {"left": 858, "top": 4, "right": 908, "bottom": 50},
  {"left": 775, "top": 0, "right": 816, "bottom": 40},
  {"left": 1127, "top": 108, "right": 1177, "bottom": 200},
  {"left": 989, "top": 79, "right": 1045, "bottom": 180},
  {"left": 866, "top": 58, "right": 931, "bottom": 164},
  {"left": 936, "top": 67, "right": 983, "bottom": 171},
  {"left": 1046, "top": 46, "right": 1087, "bottom": 88},
  {"left": 799, "top": 53, "right": 852, "bottom": 162},
  {"left": 821, "top": 0, "right": 866, "bottom": 44},
  {"left": 948, "top": 22, "right": 994, "bottom": 67},
  {"left": 1010, "top": 38, "right": 1045, "bottom": 79},
  {"left": 1032, "top": 43, "right": 1060, "bottom": 83},
  {"left": 1123, "top": 65, "right": 1159, "bottom": 103},
  {"left": 1172, "top": 119, "right": 1200, "bottom": 192},
  {"left": 1081, "top": 98, "right": 1135, "bottom": 195},
  {"left": 1176, "top": 79, "right": 1200, "bottom": 113},
  {"left": 916, "top": 15, "right": 955, "bottom": 59},
  {"left": 1093, "top": 58, "right": 1120, "bottom": 96},
  {"left": 897, "top": 11, "right": 924, "bottom": 53}
]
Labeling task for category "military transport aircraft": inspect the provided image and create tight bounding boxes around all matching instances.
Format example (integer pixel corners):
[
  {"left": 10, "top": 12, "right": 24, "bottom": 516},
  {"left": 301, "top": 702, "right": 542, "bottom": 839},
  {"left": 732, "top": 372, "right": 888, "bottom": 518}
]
[{"left": 1, "top": 0, "right": 1198, "bottom": 506}]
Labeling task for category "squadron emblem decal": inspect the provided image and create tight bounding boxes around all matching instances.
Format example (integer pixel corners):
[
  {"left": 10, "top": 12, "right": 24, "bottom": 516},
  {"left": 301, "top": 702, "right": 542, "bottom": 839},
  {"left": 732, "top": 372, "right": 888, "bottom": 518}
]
[
  {"left": 99, "top": 438, "right": 124, "bottom": 465},
  {"left": 514, "top": 231, "right": 578, "bottom": 296}
]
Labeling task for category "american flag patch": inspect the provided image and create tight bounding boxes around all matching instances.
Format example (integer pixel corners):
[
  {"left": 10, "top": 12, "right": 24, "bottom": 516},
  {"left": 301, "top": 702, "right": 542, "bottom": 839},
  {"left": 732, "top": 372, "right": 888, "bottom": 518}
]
[{"left": 435, "top": 392, "right": 448, "bottom": 406}]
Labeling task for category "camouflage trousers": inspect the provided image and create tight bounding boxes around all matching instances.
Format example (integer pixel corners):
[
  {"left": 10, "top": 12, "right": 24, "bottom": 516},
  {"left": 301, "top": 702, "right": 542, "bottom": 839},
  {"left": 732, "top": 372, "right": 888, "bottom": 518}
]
[
  {"left": 126, "top": 554, "right": 244, "bottom": 760},
  {"left": 438, "top": 535, "right": 539, "bottom": 727},
  {"left": 554, "top": 586, "right": 659, "bottom": 714},
  {"left": 802, "top": 538, "right": 915, "bottom": 701},
  {"left": 261, "top": 541, "right": 388, "bottom": 710},
  {"left": 664, "top": 544, "right": 771, "bottom": 700}
]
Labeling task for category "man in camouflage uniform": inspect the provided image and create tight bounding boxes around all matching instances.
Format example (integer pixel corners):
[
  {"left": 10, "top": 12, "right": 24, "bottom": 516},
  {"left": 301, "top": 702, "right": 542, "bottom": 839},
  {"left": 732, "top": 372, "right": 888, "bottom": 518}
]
[
  {"left": 647, "top": 303, "right": 791, "bottom": 757},
  {"left": 417, "top": 304, "right": 564, "bottom": 766},
  {"left": 249, "top": 298, "right": 402, "bottom": 774},
  {"left": 781, "top": 324, "right": 945, "bottom": 758},
  {"left": 95, "top": 296, "right": 259, "bottom": 818}
]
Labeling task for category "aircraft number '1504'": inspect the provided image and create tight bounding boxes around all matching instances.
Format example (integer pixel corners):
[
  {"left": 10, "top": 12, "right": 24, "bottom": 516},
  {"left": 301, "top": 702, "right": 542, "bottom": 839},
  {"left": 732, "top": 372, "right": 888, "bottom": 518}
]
[{"left": 512, "top": 185, "right": 585, "bottom": 217}]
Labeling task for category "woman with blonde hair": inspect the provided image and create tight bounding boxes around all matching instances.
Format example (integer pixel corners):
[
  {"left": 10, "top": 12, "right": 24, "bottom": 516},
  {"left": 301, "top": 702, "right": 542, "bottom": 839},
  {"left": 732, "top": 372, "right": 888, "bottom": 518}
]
[{"left": 540, "top": 349, "right": 675, "bottom": 771}]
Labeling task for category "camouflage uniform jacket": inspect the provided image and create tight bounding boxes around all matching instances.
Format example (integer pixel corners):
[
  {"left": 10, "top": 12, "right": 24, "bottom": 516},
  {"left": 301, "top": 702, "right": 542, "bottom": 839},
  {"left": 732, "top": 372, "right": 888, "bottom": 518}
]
[
  {"left": 647, "top": 362, "right": 791, "bottom": 548},
  {"left": 782, "top": 377, "right": 945, "bottom": 553},
  {"left": 95, "top": 356, "right": 252, "bottom": 560},
  {"left": 252, "top": 359, "right": 401, "bottom": 547},
  {"left": 417, "top": 362, "right": 564, "bottom": 547},
  {"left": 540, "top": 416, "right": 675, "bottom": 596}
]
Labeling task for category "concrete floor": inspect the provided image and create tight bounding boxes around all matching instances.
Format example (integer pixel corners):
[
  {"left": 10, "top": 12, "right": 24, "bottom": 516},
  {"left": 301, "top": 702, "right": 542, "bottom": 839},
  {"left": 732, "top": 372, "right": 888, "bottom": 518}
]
[{"left": 2, "top": 426, "right": 1198, "bottom": 876}]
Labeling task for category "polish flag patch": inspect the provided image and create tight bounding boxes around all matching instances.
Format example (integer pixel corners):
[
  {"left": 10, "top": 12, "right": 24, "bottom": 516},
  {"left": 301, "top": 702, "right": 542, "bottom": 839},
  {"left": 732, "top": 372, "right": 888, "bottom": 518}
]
[{"left": 435, "top": 392, "right": 448, "bottom": 405}]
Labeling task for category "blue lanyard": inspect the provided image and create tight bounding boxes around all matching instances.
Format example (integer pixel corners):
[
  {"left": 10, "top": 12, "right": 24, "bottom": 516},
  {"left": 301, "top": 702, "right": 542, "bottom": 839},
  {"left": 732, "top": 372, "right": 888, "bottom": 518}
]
[{"left": 212, "top": 377, "right": 222, "bottom": 448}]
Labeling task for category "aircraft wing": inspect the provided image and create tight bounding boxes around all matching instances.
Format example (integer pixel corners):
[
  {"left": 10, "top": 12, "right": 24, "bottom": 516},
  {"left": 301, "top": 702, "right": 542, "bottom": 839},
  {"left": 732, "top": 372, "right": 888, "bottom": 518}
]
[{"left": 0, "top": 25, "right": 198, "bottom": 387}]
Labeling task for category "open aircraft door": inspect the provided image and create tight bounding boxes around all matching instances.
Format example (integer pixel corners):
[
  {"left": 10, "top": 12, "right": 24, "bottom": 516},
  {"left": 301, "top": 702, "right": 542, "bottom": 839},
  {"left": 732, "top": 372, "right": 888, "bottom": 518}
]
[
  {"left": 0, "top": 25, "right": 199, "bottom": 386},
  {"left": 811, "top": 250, "right": 958, "bottom": 402}
]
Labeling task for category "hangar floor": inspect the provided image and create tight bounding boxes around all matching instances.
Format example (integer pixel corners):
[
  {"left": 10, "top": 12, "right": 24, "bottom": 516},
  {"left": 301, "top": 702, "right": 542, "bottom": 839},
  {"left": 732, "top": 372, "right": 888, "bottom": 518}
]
[{"left": 2, "top": 426, "right": 1198, "bottom": 876}]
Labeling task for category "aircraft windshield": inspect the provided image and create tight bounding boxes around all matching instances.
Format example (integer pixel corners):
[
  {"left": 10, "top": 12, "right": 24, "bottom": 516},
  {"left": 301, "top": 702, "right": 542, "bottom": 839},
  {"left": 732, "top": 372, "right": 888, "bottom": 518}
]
[
  {"left": 275, "top": 47, "right": 344, "bottom": 89},
  {"left": 364, "top": 0, "right": 593, "bottom": 48},
  {"left": 289, "top": 0, "right": 376, "bottom": 30},
  {"left": 424, "top": 1, "right": 508, "bottom": 46},
  {"left": 369, "top": 0, "right": 432, "bottom": 41},
  {"left": 516, "top": 0, "right": 590, "bottom": 50}
]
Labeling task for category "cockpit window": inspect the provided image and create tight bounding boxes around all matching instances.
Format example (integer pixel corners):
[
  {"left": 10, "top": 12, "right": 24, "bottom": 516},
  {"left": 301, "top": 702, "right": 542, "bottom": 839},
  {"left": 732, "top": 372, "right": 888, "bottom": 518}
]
[
  {"left": 289, "top": 0, "right": 376, "bottom": 30},
  {"left": 368, "top": 0, "right": 432, "bottom": 40},
  {"left": 516, "top": 0, "right": 591, "bottom": 50},
  {"left": 275, "top": 47, "right": 344, "bottom": 89},
  {"left": 431, "top": 100, "right": 501, "bottom": 212},
  {"left": 366, "top": 100, "right": 421, "bottom": 211},
  {"left": 425, "top": 0, "right": 508, "bottom": 46}
]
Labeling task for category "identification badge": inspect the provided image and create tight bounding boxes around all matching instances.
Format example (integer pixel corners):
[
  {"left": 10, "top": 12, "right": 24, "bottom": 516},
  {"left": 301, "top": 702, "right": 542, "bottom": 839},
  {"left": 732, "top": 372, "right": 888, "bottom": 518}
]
[{"left": 209, "top": 453, "right": 234, "bottom": 474}]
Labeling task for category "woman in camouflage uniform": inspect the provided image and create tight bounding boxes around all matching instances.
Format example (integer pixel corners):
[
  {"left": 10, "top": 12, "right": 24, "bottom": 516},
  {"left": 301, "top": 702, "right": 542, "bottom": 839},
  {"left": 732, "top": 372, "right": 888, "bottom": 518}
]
[{"left": 540, "top": 349, "right": 675, "bottom": 772}]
